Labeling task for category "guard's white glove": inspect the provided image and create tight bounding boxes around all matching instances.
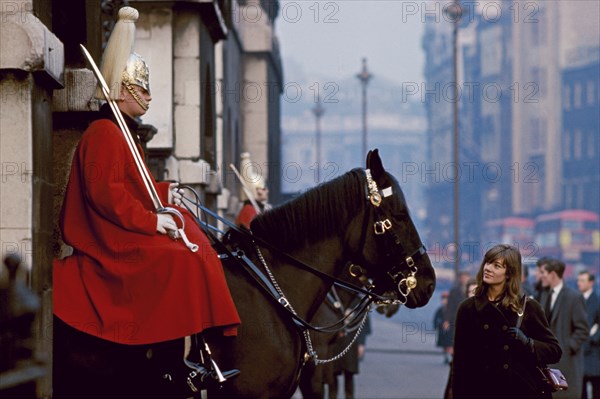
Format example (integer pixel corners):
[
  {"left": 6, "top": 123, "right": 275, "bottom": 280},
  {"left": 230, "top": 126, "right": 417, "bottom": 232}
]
[
  {"left": 156, "top": 213, "right": 177, "bottom": 234},
  {"left": 168, "top": 183, "right": 183, "bottom": 206}
]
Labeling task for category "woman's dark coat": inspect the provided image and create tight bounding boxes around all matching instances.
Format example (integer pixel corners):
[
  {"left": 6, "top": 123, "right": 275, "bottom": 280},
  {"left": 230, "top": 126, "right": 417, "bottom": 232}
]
[{"left": 452, "top": 295, "right": 562, "bottom": 399}]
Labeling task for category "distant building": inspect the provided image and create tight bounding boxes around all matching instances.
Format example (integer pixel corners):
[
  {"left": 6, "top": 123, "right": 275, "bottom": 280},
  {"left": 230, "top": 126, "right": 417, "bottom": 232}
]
[
  {"left": 422, "top": 0, "right": 600, "bottom": 268},
  {"left": 280, "top": 74, "right": 427, "bottom": 225},
  {"left": 421, "top": 13, "right": 455, "bottom": 252},
  {"left": 216, "top": 0, "right": 284, "bottom": 213},
  {"left": 474, "top": 5, "right": 514, "bottom": 222},
  {"left": 561, "top": 47, "right": 600, "bottom": 213},
  {"left": 237, "top": 0, "right": 284, "bottom": 204}
]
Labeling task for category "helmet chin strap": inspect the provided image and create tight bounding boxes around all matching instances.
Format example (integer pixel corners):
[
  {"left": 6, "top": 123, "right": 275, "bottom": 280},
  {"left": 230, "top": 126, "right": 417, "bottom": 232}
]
[{"left": 123, "top": 79, "right": 149, "bottom": 111}]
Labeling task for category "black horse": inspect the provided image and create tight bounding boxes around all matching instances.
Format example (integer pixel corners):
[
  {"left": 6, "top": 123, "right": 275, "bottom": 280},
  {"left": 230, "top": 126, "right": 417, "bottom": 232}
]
[{"left": 204, "top": 150, "right": 436, "bottom": 398}]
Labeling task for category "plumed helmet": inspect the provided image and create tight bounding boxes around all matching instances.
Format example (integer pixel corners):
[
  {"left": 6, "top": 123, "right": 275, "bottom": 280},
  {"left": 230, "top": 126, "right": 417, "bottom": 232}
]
[
  {"left": 123, "top": 52, "right": 150, "bottom": 94},
  {"left": 96, "top": 7, "right": 150, "bottom": 100},
  {"left": 239, "top": 152, "right": 266, "bottom": 200}
]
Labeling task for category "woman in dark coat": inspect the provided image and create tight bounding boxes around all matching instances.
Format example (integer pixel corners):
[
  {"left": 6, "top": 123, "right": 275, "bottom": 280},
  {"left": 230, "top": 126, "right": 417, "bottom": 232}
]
[{"left": 452, "top": 244, "right": 562, "bottom": 399}]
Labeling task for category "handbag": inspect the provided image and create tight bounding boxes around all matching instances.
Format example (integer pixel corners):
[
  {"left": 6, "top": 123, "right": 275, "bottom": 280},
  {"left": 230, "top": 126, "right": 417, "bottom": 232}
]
[
  {"left": 536, "top": 366, "right": 568, "bottom": 391},
  {"left": 516, "top": 296, "right": 568, "bottom": 392}
]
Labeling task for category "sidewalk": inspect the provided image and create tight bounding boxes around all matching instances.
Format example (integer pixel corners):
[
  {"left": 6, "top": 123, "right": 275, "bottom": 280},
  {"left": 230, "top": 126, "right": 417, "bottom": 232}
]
[
  {"left": 293, "top": 311, "right": 451, "bottom": 399},
  {"left": 365, "top": 311, "right": 441, "bottom": 355}
]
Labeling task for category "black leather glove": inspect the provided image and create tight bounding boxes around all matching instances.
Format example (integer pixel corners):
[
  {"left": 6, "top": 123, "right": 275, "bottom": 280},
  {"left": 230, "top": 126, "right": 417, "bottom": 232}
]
[{"left": 507, "top": 327, "right": 534, "bottom": 353}]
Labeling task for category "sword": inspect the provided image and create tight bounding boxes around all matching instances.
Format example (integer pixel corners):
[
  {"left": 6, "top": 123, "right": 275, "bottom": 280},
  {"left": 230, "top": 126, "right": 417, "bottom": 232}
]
[{"left": 80, "top": 44, "right": 198, "bottom": 252}]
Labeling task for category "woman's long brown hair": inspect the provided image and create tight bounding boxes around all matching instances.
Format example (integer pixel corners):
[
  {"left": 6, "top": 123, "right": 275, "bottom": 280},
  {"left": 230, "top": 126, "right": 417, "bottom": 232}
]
[{"left": 473, "top": 244, "right": 523, "bottom": 313}]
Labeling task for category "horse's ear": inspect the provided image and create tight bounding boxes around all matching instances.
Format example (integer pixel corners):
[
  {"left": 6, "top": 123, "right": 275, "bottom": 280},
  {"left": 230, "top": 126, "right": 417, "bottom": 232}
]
[{"left": 366, "top": 148, "right": 385, "bottom": 178}]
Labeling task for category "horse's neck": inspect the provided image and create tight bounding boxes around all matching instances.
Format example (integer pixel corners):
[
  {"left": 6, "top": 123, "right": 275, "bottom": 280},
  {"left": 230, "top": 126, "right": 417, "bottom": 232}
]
[{"left": 268, "top": 238, "right": 346, "bottom": 321}]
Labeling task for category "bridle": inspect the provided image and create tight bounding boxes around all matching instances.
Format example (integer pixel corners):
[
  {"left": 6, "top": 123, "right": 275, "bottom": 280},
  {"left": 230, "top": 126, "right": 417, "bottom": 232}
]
[{"left": 356, "top": 168, "right": 428, "bottom": 305}]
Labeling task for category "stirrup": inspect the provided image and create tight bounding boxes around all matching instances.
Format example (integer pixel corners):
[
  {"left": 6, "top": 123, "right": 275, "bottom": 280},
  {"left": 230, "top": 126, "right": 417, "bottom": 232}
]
[
  {"left": 185, "top": 334, "right": 240, "bottom": 392},
  {"left": 187, "top": 365, "right": 240, "bottom": 393},
  {"left": 186, "top": 363, "right": 240, "bottom": 392}
]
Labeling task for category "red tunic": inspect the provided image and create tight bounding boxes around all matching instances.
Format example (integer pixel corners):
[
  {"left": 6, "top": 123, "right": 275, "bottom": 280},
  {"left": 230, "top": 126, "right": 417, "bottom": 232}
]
[
  {"left": 235, "top": 203, "right": 258, "bottom": 229},
  {"left": 53, "top": 119, "right": 240, "bottom": 345}
]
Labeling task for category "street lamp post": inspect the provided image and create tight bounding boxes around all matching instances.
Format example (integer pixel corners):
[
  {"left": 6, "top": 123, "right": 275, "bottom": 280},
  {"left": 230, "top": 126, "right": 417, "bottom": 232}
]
[
  {"left": 449, "top": 0, "right": 462, "bottom": 276},
  {"left": 312, "top": 96, "right": 325, "bottom": 183},
  {"left": 356, "top": 58, "right": 372, "bottom": 158}
]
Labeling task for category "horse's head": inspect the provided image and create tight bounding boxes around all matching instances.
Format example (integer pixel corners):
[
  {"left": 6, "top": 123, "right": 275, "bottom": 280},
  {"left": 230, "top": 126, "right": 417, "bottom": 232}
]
[{"left": 347, "top": 149, "right": 436, "bottom": 308}]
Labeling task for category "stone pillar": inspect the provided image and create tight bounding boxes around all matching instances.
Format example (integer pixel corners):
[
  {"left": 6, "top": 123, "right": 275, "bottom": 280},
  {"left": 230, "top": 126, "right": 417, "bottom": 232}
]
[
  {"left": 239, "top": 0, "right": 273, "bottom": 175},
  {"left": 136, "top": 7, "right": 174, "bottom": 150},
  {"left": 0, "top": 1, "right": 64, "bottom": 396}
]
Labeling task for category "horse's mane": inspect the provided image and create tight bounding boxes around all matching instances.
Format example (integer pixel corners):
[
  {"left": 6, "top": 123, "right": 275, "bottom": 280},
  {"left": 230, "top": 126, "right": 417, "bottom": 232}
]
[{"left": 250, "top": 168, "right": 367, "bottom": 251}]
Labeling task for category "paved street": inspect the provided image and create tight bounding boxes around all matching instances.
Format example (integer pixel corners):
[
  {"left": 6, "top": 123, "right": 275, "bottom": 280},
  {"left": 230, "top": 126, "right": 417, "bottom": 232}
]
[{"left": 294, "top": 299, "right": 451, "bottom": 399}]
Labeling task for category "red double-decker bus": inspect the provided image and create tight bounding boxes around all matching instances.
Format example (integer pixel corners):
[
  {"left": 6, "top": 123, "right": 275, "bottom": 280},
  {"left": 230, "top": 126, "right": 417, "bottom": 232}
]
[{"left": 534, "top": 210, "right": 600, "bottom": 278}]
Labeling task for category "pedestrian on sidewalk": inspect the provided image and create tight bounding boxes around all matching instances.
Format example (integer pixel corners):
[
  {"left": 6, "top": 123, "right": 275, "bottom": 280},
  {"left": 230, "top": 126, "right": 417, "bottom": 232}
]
[
  {"left": 330, "top": 312, "right": 372, "bottom": 399},
  {"left": 434, "top": 291, "right": 453, "bottom": 364},
  {"left": 452, "top": 244, "right": 562, "bottom": 399},
  {"left": 578, "top": 270, "right": 600, "bottom": 399},
  {"left": 540, "top": 259, "right": 590, "bottom": 399}
]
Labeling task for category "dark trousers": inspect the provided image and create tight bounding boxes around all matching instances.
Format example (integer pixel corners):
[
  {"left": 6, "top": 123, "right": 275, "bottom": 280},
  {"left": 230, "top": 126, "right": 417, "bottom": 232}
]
[
  {"left": 583, "top": 376, "right": 600, "bottom": 399},
  {"left": 53, "top": 316, "right": 191, "bottom": 399},
  {"left": 330, "top": 371, "right": 354, "bottom": 399}
]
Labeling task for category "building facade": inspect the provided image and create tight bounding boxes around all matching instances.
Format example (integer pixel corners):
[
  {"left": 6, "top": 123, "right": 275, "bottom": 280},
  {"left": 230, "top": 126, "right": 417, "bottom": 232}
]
[
  {"left": 0, "top": 0, "right": 282, "bottom": 395},
  {"left": 422, "top": 0, "right": 600, "bottom": 274}
]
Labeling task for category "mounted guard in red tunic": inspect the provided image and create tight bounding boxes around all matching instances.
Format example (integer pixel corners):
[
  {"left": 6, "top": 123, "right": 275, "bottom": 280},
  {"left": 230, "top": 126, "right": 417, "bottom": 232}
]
[{"left": 53, "top": 7, "right": 240, "bottom": 398}]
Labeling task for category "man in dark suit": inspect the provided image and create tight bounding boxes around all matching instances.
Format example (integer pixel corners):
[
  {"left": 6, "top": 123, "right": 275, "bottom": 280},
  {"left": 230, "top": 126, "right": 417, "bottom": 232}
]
[
  {"left": 534, "top": 256, "right": 552, "bottom": 302},
  {"left": 540, "top": 259, "right": 589, "bottom": 399},
  {"left": 578, "top": 271, "right": 600, "bottom": 399}
]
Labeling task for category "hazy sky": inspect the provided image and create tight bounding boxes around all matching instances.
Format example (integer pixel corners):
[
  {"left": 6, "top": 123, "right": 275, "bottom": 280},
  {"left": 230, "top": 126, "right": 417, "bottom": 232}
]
[{"left": 276, "top": 1, "right": 427, "bottom": 84}]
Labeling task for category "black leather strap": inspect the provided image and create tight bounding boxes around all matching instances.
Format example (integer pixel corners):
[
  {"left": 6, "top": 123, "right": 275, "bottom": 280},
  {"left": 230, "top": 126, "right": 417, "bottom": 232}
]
[
  {"left": 181, "top": 198, "right": 373, "bottom": 334},
  {"left": 183, "top": 195, "right": 389, "bottom": 301}
]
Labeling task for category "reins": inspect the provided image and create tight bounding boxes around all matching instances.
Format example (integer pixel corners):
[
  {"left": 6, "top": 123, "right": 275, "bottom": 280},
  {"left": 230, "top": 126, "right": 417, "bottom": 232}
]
[
  {"left": 179, "top": 189, "right": 377, "bottom": 332},
  {"left": 178, "top": 188, "right": 374, "bottom": 364},
  {"left": 180, "top": 187, "right": 389, "bottom": 305},
  {"left": 174, "top": 167, "right": 425, "bottom": 364}
]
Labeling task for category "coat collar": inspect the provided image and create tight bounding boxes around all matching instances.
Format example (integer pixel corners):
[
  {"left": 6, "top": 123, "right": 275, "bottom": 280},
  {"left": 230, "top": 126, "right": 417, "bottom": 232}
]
[
  {"left": 474, "top": 294, "right": 488, "bottom": 312},
  {"left": 473, "top": 294, "right": 515, "bottom": 323},
  {"left": 549, "top": 287, "right": 566, "bottom": 324},
  {"left": 97, "top": 103, "right": 142, "bottom": 143}
]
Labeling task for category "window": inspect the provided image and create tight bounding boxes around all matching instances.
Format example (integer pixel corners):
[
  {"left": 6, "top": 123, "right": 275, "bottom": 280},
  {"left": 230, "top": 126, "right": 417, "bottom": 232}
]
[
  {"left": 584, "top": 221, "right": 600, "bottom": 230},
  {"left": 564, "top": 185, "right": 573, "bottom": 209},
  {"left": 481, "top": 27, "right": 502, "bottom": 76},
  {"left": 530, "top": 117, "right": 546, "bottom": 152},
  {"left": 587, "top": 80, "right": 596, "bottom": 106},
  {"left": 530, "top": 118, "right": 540, "bottom": 149},
  {"left": 563, "top": 84, "right": 571, "bottom": 110},
  {"left": 572, "top": 232, "right": 591, "bottom": 245},
  {"left": 538, "top": 9, "right": 547, "bottom": 46},
  {"left": 588, "top": 131, "right": 596, "bottom": 159},
  {"left": 531, "top": 15, "right": 539, "bottom": 46},
  {"left": 563, "top": 219, "right": 582, "bottom": 230},
  {"left": 574, "top": 129, "right": 582, "bottom": 159},
  {"left": 563, "top": 130, "right": 570, "bottom": 160},
  {"left": 530, "top": 8, "right": 547, "bottom": 46},
  {"left": 574, "top": 82, "right": 582, "bottom": 108},
  {"left": 531, "top": 68, "right": 547, "bottom": 98}
]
